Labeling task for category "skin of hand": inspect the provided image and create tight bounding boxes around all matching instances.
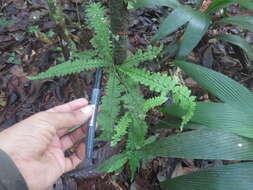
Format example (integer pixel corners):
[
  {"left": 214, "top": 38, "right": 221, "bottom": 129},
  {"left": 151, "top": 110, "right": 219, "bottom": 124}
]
[{"left": 0, "top": 98, "right": 93, "bottom": 190}]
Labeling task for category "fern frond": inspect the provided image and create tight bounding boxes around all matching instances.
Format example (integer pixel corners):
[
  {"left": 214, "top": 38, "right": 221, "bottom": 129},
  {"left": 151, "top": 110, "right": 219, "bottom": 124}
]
[
  {"left": 123, "top": 45, "right": 162, "bottom": 68},
  {"left": 127, "top": 118, "right": 148, "bottom": 150},
  {"left": 87, "top": 3, "right": 113, "bottom": 62},
  {"left": 119, "top": 67, "right": 196, "bottom": 129},
  {"left": 97, "top": 72, "right": 122, "bottom": 141},
  {"left": 111, "top": 112, "right": 131, "bottom": 147},
  {"left": 143, "top": 96, "right": 168, "bottom": 113},
  {"left": 173, "top": 86, "right": 196, "bottom": 130},
  {"left": 120, "top": 78, "right": 146, "bottom": 118},
  {"left": 118, "top": 67, "right": 177, "bottom": 96},
  {"left": 28, "top": 58, "right": 108, "bottom": 80},
  {"left": 120, "top": 80, "right": 148, "bottom": 150}
]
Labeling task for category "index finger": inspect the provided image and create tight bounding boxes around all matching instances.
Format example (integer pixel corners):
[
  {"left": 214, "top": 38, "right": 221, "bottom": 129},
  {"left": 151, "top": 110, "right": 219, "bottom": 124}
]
[{"left": 47, "top": 98, "right": 88, "bottom": 113}]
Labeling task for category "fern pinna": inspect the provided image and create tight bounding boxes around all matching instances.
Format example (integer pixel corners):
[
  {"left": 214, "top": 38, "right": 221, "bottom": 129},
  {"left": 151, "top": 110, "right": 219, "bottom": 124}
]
[{"left": 28, "top": 3, "right": 196, "bottom": 178}]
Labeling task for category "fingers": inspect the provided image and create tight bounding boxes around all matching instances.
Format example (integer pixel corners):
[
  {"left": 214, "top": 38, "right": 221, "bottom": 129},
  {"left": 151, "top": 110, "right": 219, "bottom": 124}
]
[
  {"left": 36, "top": 105, "right": 93, "bottom": 134},
  {"left": 60, "top": 124, "right": 88, "bottom": 151},
  {"left": 47, "top": 98, "right": 88, "bottom": 113},
  {"left": 64, "top": 143, "right": 85, "bottom": 173}
]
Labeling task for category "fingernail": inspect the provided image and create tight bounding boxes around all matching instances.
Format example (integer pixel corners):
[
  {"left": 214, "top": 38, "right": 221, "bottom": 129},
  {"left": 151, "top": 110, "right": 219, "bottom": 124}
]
[{"left": 80, "top": 105, "right": 94, "bottom": 116}]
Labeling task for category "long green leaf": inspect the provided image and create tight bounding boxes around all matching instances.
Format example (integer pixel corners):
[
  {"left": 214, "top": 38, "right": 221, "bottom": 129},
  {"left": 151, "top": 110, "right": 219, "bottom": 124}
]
[
  {"left": 139, "top": 129, "right": 253, "bottom": 160},
  {"left": 155, "top": 4, "right": 210, "bottom": 58},
  {"left": 178, "top": 11, "right": 210, "bottom": 58},
  {"left": 174, "top": 60, "right": 253, "bottom": 113},
  {"left": 216, "top": 16, "right": 253, "bottom": 33},
  {"left": 157, "top": 115, "right": 204, "bottom": 129},
  {"left": 161, "top": 162, "right": 253, "bottom": 190},
  {"left": 205, "top": 0, "right": 253, "bottom": 14},
  {"left": 153, "top": 8, "right": 192, "bottom": 42},
  {"left": 132, "top": 0, "right": 180, "bottom": 9},
  {"left": 162, "top": 103, "right": 253, "bottom": 138},
  {"left": 216, "top": 34, "right": 253, "bottom": 61}
]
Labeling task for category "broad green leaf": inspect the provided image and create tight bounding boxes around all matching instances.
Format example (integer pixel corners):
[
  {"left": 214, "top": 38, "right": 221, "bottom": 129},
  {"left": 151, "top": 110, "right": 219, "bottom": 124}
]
[
  {"left": 178, "top": 11, "right": 210, "bottom": 58},
  {"left": 153, "top": 8, "right": 192, "bottom": 42},
  {"left": 132, "top": 0, "right": 180, "bottom": 9},
  {"left": 205, "top": 0, "right": 253, "bottom": 14},
  {"left": 139, "top": 129, "right": 253, "bottom": 160},
  {"left": 216, "top": 34, "right": 253, "bottom": 61},
  {"left": 161, "top": 162, "right": 253, "bottom": 190},
  {"left": 216, "top": 16, "right": 253, "bottom": 33},
  {"left": 174, "top": 60, "right": 253, "bottom": 113},
  {"left": 136, "top": 0, "right": 211, "bottom": 58},
  {"left": 162, "top": 103, "right": 253, "bottom": 138},
  {"left": 98, "top": 153, "right": 128, "bottom": 173},
  {"left": 157, "top": 115, "right": 205, "bottom": 130}
]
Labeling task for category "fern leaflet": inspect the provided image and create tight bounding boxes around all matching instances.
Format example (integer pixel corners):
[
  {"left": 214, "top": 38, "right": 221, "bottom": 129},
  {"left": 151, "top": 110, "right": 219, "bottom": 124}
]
[
  {"left": 97, "top": 72, "right": 122, "bottom": 141},
  {"left": 111, "top": 112, "right": 131, "bottom": 146},
  {"left": 120, "top": 80, "right": 148, "bottom": 150},
  {"left": 118, "top": 67, "right": 177, "bottom": 96},
  {"left": 143, "top": 96, "right": 168, "bottom": 113},
  {"left": 122, "top": 45, "right": 162, "bottom": 68},
  {"left": 28, "top": 58, "right": 108, "bottom": 80},
  {"left": 173, "top": 86, "right": 196, "bottom": 130}
]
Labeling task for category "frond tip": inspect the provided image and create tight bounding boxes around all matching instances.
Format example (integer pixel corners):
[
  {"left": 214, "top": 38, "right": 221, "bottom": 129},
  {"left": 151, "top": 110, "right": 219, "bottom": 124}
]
[{"left": 86, "top": 3, "right": 112, "bottom": 62}]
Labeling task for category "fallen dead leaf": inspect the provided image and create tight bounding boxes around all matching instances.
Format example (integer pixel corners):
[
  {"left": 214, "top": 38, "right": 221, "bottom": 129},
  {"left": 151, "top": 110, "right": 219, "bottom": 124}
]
[{"left": 171, "top": 163, "right": 198, "bottom": 178}]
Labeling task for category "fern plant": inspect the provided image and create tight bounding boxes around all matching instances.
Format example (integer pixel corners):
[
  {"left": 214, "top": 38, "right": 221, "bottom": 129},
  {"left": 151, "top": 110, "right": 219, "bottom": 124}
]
[{"left": 28, "top": 3, "right": 196, "bottom": 177}]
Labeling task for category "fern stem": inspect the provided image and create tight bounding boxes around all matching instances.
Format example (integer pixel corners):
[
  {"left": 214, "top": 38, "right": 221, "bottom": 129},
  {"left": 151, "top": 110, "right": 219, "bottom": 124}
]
[{"left": 108, "top": 0, "right": 128, "bottom": 65}]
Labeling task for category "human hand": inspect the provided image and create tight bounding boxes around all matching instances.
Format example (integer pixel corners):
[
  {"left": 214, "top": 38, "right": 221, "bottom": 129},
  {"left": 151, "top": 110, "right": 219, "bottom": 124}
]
[{"left": 0, "top": 99, "right": 93, "bottom": 190}]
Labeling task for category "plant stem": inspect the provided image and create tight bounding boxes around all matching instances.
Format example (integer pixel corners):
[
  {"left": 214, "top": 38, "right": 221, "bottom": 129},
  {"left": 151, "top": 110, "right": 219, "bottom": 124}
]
[{"left": 108, "top": 0, "right": 128, "bottom": 65}]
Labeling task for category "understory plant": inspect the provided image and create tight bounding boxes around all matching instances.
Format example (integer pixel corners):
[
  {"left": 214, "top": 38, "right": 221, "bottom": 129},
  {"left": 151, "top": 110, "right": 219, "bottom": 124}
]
[
  {"left": 27, "top": 1, "right": 253, "bottom": 189},
  {"left": 133, "top": 0, "right": 253, "bottom": 61},
  {"left": 28, "top": 3, "right": 196, "bottom": 178},
  {"left": 139, "top": 60, "right": 253, "bottom": 189}
]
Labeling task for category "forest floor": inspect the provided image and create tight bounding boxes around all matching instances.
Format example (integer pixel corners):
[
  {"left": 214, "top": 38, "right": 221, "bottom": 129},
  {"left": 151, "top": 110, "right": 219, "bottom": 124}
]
[{"left": 0, "top": 0, "right": 253, "bottom": 189}]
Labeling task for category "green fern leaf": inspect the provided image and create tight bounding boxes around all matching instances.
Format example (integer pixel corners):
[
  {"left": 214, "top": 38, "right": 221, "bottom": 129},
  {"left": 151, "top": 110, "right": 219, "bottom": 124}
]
[
  {"left": 97, "top": 73, "right": 122, "bottom": 141},
  {"left": 111, "top": 112, "right": 131, "bottom": 147},
  {"left": 28, "top": 58, "right": 108, "bottom": 80},
  {"left": 118, "top": 67, "right": 177, "bottom": 95},
  {"left": 98, "top": 152, "right": 128, "bottom": 173},
  {"left": 127, "top": 118, "right": 148, "bottom": 150},
  {"left": 122, "top": 45, "right": 162, "bottom": 68},
  {"left": 119, "top": 67, "right": 195, "bottom": 129},
  {"left": 173, "top": 86, "right": 196, "bottom": 130},
  {"left": 120, "top": 79, "right": 147, "bottom": 149},
  {"left": 143, "top": 96, "right": 168, "bottom": 113},
  {"left": 128, "top": 151, "right": 141, "bottom": 180},
  {"left": 87, "top": 3, "right": 113, "bottom": 62}
]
